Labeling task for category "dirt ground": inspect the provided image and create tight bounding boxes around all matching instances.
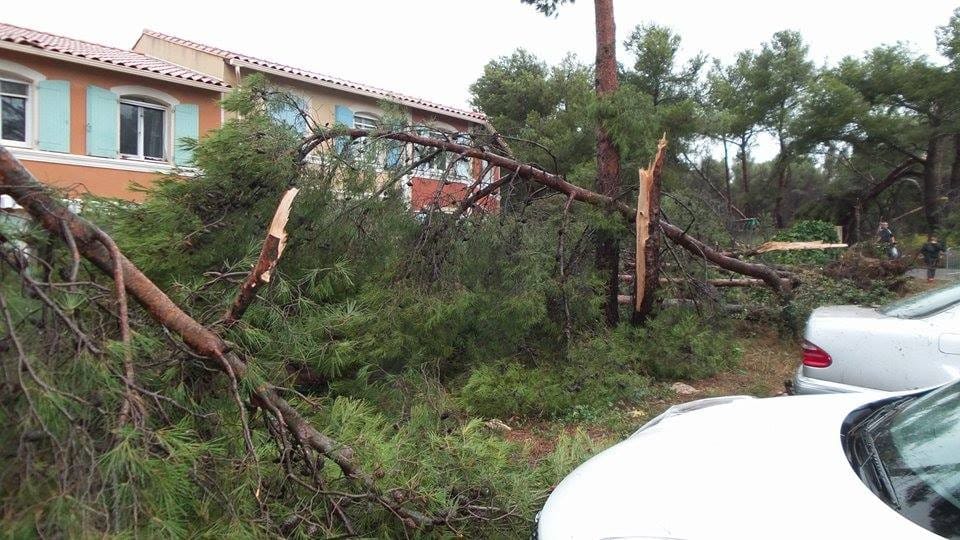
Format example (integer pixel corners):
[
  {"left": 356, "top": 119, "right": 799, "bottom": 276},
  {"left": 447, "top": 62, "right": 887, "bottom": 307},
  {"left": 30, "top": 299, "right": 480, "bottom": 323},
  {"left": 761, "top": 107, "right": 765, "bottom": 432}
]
[{"left": 504, "top": 325, "right": 800, "bottom": 462}]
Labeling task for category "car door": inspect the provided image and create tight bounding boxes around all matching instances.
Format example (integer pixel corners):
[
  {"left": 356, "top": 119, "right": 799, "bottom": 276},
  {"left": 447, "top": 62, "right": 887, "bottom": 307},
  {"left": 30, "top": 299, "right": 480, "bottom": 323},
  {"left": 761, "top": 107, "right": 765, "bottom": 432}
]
[{"left": 842, "top": 307, "right": 955, "bottom": 391}]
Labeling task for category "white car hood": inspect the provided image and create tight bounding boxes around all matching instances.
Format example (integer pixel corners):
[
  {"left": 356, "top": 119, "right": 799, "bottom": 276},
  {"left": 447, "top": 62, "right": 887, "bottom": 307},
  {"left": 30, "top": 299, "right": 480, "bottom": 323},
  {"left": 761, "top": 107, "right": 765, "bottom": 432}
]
[{"left": 538, "top": 393, "right": 939, "bottom": 540}]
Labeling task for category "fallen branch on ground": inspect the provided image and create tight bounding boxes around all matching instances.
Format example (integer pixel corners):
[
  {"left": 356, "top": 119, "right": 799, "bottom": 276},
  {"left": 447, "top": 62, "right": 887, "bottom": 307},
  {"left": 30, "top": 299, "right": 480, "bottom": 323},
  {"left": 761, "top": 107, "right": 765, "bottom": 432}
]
[{"left": 0, "top": 145, "right": 443, "bottom": 530}]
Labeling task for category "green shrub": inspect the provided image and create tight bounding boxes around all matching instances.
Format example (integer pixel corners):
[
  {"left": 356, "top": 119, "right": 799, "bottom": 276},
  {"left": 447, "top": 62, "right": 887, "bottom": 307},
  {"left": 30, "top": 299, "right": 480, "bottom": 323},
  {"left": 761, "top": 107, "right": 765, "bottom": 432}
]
[
  {"left": 772, "top": 219, "right": 839, "bottom": 243},
  {"left": 460, "top": 309, "right": 740, "bottom": 420},
  {"left": 633, "top": 309, "right": 742, "bottom": 379},
  {"left": 460, "top": 363, "right": 570, "bottom": 418}
]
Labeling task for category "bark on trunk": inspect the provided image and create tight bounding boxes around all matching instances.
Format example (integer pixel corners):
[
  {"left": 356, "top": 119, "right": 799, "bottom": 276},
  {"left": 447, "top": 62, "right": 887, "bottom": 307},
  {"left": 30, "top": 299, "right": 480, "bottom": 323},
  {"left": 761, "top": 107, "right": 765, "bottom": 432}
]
[
  {"left": 851, "top": 199, "right": 862, "bottom": 245},
  {"left": 738, "top": 141, "right": 751, "bottom": 216},
  {"left": 594, "top": 0, "right": 622, "bottom": 327},
  {"left": 923, "top": 134, "right": 943, "bottom": 232},
  {"left": 950, "top": 133, "right": 960, "bottom": 195},
  {"left": 722, "top": 138, "right": 733, "bottom": 217}
]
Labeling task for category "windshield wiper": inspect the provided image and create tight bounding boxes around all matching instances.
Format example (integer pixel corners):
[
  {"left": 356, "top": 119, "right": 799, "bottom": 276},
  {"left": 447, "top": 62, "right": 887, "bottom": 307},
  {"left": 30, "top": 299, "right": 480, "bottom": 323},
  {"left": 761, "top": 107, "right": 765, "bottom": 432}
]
[
  {"left": 849, "top": 398, "right": 914, "bottom": 511},
  {"left": 858, "top": 429, "right": 901, "bottom": 511}
]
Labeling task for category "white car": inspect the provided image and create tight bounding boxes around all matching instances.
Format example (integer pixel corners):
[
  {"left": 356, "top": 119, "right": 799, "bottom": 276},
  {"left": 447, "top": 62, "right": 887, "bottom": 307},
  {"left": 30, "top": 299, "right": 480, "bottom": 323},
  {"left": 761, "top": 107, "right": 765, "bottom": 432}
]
[
  {"left": 536, "top": 383, "right": 960, "bottom": 539},
  {"left": 793, "top": 283, "right": 960, "bottom": 394}
]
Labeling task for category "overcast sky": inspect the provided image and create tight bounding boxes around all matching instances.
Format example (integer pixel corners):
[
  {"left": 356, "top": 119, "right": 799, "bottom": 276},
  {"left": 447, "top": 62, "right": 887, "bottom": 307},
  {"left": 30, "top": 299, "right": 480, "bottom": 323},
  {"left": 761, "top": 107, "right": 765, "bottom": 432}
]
[{"left": 6, "top": 1, "right": 959, "bottom": 113}]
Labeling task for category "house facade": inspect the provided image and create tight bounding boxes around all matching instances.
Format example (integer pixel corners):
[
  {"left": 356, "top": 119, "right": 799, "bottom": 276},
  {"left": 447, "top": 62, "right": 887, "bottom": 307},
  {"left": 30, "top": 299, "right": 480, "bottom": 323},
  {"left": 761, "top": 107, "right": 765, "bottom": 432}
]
[
  {"left": 134, "top": 30, "right": 500, "bottom": 212},
  {"left": 0, "top": 23, "right": 227, "bottom": 201}
]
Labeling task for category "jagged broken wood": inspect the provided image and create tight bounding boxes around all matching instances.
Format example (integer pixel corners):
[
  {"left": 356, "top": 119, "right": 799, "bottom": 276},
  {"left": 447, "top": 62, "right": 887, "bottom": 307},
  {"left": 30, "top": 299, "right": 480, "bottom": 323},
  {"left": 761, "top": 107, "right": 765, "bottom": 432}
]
[
  {"left": 0, "top": 145, "right": 439, "bottom": 530},
  {"left": 634, "top": 136, "right": 667, "bottom": 321},
  {"left": 222, "top": 187, "right": 299, "bottom": 327},
  {"left": 753, "top": 240, "right": 848, "bottom": 254}
]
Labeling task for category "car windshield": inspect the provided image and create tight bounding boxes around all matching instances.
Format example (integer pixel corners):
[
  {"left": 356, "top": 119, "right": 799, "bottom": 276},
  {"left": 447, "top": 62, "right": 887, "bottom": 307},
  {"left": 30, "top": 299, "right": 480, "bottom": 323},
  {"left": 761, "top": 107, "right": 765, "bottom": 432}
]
[
  {"left": 879, "top": 282, "right": 960, "bottom": 318},
  {"left": 873, "top": 382, "right": 960, "bottom": 537}
]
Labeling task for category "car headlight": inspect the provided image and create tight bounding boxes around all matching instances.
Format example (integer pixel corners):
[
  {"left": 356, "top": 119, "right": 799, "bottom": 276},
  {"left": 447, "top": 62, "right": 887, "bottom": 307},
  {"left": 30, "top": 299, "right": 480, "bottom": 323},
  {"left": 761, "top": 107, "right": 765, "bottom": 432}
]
[{"left": 631, "top": 395, "right": 754, "bottom": 437}]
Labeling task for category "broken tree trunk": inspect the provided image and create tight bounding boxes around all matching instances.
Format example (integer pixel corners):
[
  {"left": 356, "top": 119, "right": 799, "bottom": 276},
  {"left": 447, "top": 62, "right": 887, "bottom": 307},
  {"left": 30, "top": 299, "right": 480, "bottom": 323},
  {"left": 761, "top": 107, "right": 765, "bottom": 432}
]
[
  {"left": 754, "top": 240, "right": 848, "bottom": 254},
  {"left": 633, "top": 136, "right": 667, "bottom": 324},
  {"left": 0, "top": 145, "right": 438, "bottom": 529},
  {"left": 222, "top": 187, "right": 299, "bottom": 327}
]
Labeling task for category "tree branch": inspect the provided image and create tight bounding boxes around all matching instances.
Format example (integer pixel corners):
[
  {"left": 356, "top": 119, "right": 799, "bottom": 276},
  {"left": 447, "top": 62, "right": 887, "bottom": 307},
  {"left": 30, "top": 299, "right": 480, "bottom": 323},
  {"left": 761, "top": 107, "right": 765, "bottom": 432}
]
[
  {"left": 301, "top": 128, "right": 792, "bottom": 295},
  {"left": 0, "top": 144, "right": 441, "bottom": 530}
]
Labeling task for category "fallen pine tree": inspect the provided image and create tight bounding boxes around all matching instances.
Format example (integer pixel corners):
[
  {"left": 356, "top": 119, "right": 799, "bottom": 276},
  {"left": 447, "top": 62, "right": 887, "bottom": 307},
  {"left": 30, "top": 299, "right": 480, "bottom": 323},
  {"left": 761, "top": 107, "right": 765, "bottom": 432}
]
[{"left": 0, "top": 83, "right": 794, "bottom": 535}]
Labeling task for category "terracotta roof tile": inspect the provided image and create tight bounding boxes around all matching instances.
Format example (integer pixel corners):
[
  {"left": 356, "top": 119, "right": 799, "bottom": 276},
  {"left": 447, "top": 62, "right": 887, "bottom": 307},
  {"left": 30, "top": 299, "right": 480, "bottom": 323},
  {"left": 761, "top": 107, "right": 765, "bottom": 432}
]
[
  {"left": 142, "top": 29, "right": 486, "bottom": 122},
  {"left": 0, "top": 22, "right": 227, "bottom": 88}
]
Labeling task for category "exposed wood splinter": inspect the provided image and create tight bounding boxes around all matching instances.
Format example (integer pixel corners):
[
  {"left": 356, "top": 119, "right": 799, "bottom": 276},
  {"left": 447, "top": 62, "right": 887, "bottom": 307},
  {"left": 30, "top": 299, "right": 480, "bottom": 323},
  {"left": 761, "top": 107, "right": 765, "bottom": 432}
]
[{"left": 222, "top": 187, "right": 299, "bottom": 326}]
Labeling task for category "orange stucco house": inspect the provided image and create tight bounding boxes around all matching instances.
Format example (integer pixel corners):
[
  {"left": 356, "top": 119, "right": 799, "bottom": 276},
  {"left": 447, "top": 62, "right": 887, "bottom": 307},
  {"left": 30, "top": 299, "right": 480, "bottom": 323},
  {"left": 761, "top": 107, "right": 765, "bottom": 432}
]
[
  {"left": 134, "top": 30, "right": 500, "bottom": 213},
  {"left": 0, "top": 21, "right": 499, "bottom": 213},
  {"left": 0, "top": 23, "right": 227, "bottom": 202}
]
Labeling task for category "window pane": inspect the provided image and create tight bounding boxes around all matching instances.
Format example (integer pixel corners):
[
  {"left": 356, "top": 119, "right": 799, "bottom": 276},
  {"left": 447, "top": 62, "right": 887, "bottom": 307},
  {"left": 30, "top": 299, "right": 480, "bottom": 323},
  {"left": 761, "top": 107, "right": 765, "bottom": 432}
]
[
  {"left": 1, "top": 96, "right": 26, "bottom": 142},
  {"left": 142, "top": 107, "right": 164, "bottom": 160},
  {"left": 0, "top": 80, "right": 28, "bottom": 96},
  {"left": 120, "top": 103, "right": 139, "bottom": 155},
  {"left": 354, "top": 115, "right": 378, "bottom": 131}
]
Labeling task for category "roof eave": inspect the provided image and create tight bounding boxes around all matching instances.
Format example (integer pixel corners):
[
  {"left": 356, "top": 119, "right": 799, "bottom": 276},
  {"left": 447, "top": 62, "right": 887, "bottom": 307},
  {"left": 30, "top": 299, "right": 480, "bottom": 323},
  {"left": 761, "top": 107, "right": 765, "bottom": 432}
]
[
  {"left": 228, "top": 58, "right": 485, "bottom": 125},
  {"left": 0, "top": 41, "right": 229, "bottom": 92}
]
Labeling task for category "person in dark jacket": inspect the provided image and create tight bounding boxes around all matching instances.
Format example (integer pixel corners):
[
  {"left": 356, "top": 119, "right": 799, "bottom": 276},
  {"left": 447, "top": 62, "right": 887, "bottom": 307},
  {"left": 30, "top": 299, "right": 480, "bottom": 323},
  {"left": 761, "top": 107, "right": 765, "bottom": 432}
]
[
  {"left": 877, "top": 221, "right": 900, "bottom": 258},
  {"left": 920, "top": 235, "right": 945, "bottom": 282}
]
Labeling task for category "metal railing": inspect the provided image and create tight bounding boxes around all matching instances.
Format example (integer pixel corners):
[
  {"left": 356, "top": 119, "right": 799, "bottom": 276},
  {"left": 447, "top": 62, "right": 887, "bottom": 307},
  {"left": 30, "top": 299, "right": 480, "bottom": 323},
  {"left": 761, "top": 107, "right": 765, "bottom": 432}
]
[{"left": 942, "top": 248, "right": 960, "bottom": 281}]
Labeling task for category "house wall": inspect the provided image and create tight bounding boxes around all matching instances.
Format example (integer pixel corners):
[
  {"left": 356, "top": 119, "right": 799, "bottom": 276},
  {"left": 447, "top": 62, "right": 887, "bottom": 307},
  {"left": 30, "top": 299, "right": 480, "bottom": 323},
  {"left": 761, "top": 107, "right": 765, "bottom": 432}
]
[
  {"left": 132, "top": 34, "right": 234, "bottom": 85},
  {"left": 0, "top": 49, "right": 223, "bottom": 200},
  {"left": 124, "top": 39, "right": 502, "bottom": 211},
  {"left": 409, "top": 178, "right": 498, "bottom": 213}
]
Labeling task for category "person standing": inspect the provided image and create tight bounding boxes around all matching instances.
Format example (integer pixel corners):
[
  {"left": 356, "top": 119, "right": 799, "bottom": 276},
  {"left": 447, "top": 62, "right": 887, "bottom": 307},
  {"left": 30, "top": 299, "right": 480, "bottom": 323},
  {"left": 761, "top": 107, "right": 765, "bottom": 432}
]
[
  {"left": 877, "top": 221, "right": 898, "bottom": 258},
  {"left": 920, "top": 235, "right": 945, "bottom": 282}
]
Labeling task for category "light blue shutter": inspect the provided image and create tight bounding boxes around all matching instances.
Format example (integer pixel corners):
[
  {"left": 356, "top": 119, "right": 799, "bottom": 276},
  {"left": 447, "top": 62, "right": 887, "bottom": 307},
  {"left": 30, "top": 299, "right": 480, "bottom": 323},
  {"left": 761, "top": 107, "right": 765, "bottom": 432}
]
[
  {"left": 37, "top": 80, "right": 70, "bottom": 153},
  {"left": 334, "top": 105, "right": 354, "bottom": 153},
  {"left": 334, "top": 104, "right": 354, "bottom": 127},
  {"left": 173, "top": 103, "right": 199, "bottom": 166},
  {"left": 385, "top": 143, "right": 403, "bottom": 168},
  {"left": 272, "top": 101, "right": 307, "bottom": 133},
  {"left": 86, "top": 86, "right": 118, "bottom": 158},
  {"left": 274, "top": 104, "right": 298, "bottom": 128}
]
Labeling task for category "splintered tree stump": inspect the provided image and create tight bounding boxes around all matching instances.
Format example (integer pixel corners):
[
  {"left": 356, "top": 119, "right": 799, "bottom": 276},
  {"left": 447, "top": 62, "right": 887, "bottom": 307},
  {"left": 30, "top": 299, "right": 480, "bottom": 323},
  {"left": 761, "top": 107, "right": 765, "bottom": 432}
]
[{"left": 633, "top": 136, "right": 667, "bottom": 323}]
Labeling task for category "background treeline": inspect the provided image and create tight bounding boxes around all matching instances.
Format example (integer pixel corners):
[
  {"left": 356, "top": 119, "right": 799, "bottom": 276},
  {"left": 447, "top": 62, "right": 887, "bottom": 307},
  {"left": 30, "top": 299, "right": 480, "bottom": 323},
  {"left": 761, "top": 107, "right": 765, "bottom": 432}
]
[{"left": 472, "top": 12, "right": 960, "bottom": 244}]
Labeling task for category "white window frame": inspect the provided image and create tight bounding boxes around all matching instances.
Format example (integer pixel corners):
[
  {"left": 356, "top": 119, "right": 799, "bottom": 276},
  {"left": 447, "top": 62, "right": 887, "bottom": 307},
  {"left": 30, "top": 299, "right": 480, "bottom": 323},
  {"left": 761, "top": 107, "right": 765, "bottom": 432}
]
[
  {"left": 413, "top": 127, "right": 472, "bottom": 183},
  {"left": 350, "top": 112, "right": 381, "bottom": 165},
  {"left": 0, "top": 76, "right": 31, "bottom": 147},
  {"left": 111, "top": 86, "right": 179, "bottom": 164},
  {"left": 118, "top": 97, "right": 168, "bottom": 162},
  {"left": 353, "top": 112, "right": 378, "bottom": 131},
  {"left": 0, "top": 60, "right": 44, "bottom": 149}
]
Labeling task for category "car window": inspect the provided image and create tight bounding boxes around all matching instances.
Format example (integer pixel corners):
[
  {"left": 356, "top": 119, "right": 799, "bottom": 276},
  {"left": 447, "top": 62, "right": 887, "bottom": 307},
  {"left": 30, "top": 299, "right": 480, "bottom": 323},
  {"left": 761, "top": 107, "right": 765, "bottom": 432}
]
[
  {"left": 872, "top": 383, "right": 960, "bottom": 537},
  {"left": 889, "top": 385, "right": 960, "bottom": 508},
  {"left": 879, "top": 283, "right": 960, "bottom": 319}
]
